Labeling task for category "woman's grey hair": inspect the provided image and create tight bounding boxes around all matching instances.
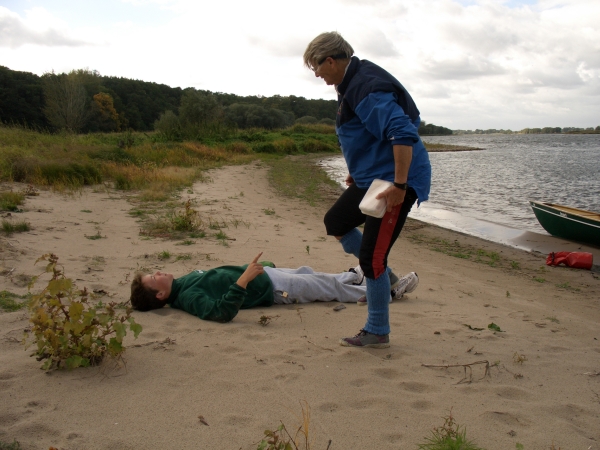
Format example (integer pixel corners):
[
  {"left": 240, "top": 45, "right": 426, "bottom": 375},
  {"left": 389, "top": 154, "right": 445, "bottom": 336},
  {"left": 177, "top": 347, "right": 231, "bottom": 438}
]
[{"left": 303, "top": 31, "right": 354, "bottom": 70}]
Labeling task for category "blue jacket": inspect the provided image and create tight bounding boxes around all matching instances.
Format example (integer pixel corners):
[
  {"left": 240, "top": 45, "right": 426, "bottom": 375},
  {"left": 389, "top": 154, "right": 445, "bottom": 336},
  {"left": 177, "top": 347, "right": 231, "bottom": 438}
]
[{"left": 336, "top": 57, "right": 431, "bottom": 203}]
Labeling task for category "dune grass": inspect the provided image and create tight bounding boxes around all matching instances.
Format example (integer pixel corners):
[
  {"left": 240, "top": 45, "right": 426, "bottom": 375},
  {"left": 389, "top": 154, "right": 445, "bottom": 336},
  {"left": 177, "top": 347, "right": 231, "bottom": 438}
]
[{"left": 0, "top": 124, "right": 340, "bottom": 197}]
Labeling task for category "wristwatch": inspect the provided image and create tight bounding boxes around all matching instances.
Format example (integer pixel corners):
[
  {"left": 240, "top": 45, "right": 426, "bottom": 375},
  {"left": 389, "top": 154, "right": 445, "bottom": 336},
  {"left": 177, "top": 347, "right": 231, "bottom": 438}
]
[{"left": 393, "top": 182, "right": 408, "bottom": 190}]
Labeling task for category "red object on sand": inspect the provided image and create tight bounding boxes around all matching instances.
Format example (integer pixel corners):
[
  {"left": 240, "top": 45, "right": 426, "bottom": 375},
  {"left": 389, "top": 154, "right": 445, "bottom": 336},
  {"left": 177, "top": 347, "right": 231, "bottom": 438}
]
[{"left": 546, "top": 252, "right": 593, "bottom": 270}]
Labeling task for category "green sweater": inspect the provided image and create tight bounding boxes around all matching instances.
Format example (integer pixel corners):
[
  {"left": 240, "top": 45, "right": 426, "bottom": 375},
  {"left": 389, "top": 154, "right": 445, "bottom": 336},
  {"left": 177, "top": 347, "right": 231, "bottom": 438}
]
[{"left": 166, "top": 264, "right": 274, "bottom": 322}]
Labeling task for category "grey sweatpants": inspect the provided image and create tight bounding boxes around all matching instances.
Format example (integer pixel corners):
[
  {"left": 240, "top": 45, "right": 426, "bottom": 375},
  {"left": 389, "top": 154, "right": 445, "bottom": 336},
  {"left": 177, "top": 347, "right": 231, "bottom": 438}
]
[{"left": 264, "top": 266, "right": 366, "bottom": 304}]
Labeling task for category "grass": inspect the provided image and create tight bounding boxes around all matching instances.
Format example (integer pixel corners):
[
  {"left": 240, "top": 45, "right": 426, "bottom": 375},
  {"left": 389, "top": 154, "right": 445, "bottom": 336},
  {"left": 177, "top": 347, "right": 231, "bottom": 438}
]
[
  {"left": 0, "top": 191, "right": 25, "bottom": 211},
  {"left": 0, "top": 439, "right": 22, "bottom": 450},
  {"left": 1, "top": 219, "right": 30, "bottom": 234},
  {"left": 158, "top": 250, "right": 171, "bottom": 260},
  {"left": 417, "top": 411, "right": 484, "bottom": 450},
  {"left": 407, "top": 235, "right": 503, "bottom": 267},
  {"left": 0, "top": 124, "right": 339, "bottom": 195},
  {"left": 0, "top": 290, "right": 29, "bottom": 312},
  {"left": 265, "top": 154, "right": 340, "bottom": 207}
]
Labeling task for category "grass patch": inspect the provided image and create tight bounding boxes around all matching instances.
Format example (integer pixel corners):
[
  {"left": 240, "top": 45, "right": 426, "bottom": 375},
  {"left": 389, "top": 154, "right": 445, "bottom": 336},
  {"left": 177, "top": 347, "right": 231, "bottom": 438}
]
[
  {"left": 266, "top": 154, "right": 340, "bottom": 206},
  {"left": 0, "top": 439, "right": 22, "bottom": 450},
  {"left": 0, "top": 191, "right": 25, "bottom": 211},
  {"left": 84, "top": 231, "right": 105, "bottom": 240},
  {"left": 1, "top": 219, "right": 30, "bottom": 234},
  {"left": 158, "top": 250, "right": 171, "bottom": 260},
  {"left": 0, "top": 290, "right": 29, "bottom": 312},
  {"left": 417, "top": 410, "right": 484, "bottom": 450}
]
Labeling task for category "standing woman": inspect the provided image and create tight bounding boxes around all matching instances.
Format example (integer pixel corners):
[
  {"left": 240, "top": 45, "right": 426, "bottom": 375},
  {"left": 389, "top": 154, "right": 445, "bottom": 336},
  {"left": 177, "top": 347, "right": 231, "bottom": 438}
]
[{"left": 303, "top": 31, "right": 431, "bottom": 348}]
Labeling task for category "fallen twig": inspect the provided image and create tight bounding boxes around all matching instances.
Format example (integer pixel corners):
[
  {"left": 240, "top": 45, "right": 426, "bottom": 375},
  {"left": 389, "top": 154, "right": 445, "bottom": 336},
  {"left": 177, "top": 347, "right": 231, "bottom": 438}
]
[{"left": 421, "top": 360, "right": 491, "bottom": 384}]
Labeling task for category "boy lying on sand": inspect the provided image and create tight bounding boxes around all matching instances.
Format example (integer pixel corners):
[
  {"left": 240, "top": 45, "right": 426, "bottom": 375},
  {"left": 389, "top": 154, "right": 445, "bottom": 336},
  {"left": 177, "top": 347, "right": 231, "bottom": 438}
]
[{"left": 130, "top": 252, "right": 418, "bottom": 327}]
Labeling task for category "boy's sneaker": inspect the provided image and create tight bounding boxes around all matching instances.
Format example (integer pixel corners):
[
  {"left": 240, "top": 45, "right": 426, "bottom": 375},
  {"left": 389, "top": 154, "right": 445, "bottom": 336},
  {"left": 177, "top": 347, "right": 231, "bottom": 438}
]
[
  {"left": 349, "top": 265, "right": 365, "bottom": 285},
  {"left": 391, "top": 272, "right": 419, "bottom": 299},
  {"left": 350, "top": 265, "right": 402, "bottom": 288},
  {"left": 340, "top": 329, "right": 390, "bottom": 348}
]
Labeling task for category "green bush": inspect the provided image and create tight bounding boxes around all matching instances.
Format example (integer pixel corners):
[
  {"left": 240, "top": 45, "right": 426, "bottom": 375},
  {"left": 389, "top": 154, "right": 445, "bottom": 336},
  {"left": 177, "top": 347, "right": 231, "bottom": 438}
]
[
  {"left": 24, "top": 254, "right": 142, "bottom": 371},
  {"left": 0, "top": 191, "right": 25, "bottom": 211},
  {"left": 295, "top": 115, "right": 318, "bottom": 124},
  {"left": 299, "top": 138, "right": 337, "bottom": 153},
  {"left": 253, "top": 142, "right": 278, "bottom": 153}
]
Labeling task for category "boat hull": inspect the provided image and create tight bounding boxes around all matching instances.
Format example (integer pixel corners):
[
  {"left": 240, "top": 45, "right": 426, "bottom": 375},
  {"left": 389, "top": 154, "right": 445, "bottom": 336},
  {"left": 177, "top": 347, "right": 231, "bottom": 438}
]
[{"left": 530, "top": 201, "right": 600, "bottom": 247}]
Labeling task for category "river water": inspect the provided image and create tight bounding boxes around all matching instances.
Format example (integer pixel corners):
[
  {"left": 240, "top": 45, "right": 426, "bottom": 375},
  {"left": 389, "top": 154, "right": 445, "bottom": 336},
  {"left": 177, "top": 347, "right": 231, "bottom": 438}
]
[{"left": 318, "top": 134, "right": 600, "bottom": 249}]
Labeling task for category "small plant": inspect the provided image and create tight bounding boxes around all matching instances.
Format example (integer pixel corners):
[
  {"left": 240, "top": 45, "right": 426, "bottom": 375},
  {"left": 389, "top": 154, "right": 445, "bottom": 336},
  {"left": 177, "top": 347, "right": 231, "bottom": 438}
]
[
  {"left": 305, "top": 245, "right": 310, "bottom": 255},
  {"left": 189, "top": 231, "right": 206, "bottom": 238},
  {"left": 176, "top": 253, "right": 191, "bottom": 261},
  {"left": 545, "top": 316, "right": 559, "bottom": 323},
  {"left": 257, "top": 400, "right": 313, "bottom": 450},
  {"left": 533, "top": 277, "right": 545, "bottom": 283},
  {"left": 0, "top": 439, "right": 22, "bottom": 450},
  {"left": 510, "top": 261, "right": 520, "bottom": 269},
  {"left": 177, "top": 239, "right": 195, "bottom": 246},
  {"left": 86, "top": 230, "right": 105, "bottom": 240},
  {"left": 513, "top": 352, "right": 527, "bottom": 364},
  {"left": 215, "top": 230, "right": 229, "bottom": 246},
  {"left": 168, "top": 199, "right": 203, "bottom": 232},
  {"left": 80, "top": 209, "right": 92, "bottom": 213},
  {"left": 2, "top": 219, "right": 30, "bottom": 234},
  {"left": 0, "top": 191, "right": 25, "bottom": 211},
  {"left": 258, "top": 315, "right": 279, "bottom": 326},
  {"left": 24, "top": 254, "right": 142, "bottom": 370},
  {"left": 263, "top": 208, "right": 275, "bottom": 215},
  {"left": 158, "top": 250, "right": 171, "bottom": 260},
  {"left": 0, "top": 290, "right": 29, "bottom": 312},
  {"left": 506, "top": 290, "right": 510, "bottom": 297},
  {"left": 555, "top": 282, "right": 570, "bottom": 289},
  {"left": 417, "top": 410, "right": 484, "bottom": 450}
]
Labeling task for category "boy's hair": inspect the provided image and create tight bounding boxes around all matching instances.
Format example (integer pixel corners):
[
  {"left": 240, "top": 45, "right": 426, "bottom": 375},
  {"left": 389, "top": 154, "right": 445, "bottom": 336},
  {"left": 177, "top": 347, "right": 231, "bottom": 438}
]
[{"left": 130, "top": 272, "right": 167, "bottom": 311}]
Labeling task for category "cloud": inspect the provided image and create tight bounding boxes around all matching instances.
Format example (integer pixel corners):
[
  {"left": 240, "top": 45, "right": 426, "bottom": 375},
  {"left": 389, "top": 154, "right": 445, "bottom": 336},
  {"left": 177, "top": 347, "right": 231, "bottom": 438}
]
[
  {"left": 420, "top": 56, "right": 506, "bottom": 80},
  {"left": 0, "top": 7, "right": 87, "bottom": 48}
]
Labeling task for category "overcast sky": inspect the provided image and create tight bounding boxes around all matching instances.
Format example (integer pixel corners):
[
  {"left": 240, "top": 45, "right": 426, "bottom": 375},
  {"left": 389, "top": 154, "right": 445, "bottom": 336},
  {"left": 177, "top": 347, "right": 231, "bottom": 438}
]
[{"left": 1, "top": 0, "right": 598, "bottom": 130}]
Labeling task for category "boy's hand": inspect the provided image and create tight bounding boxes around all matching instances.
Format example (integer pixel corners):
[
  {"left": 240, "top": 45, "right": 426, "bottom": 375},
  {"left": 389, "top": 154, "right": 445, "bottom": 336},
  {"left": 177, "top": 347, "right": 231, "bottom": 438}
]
[{"left": 236, "top": 252, "right": 265, "bottom": 289}]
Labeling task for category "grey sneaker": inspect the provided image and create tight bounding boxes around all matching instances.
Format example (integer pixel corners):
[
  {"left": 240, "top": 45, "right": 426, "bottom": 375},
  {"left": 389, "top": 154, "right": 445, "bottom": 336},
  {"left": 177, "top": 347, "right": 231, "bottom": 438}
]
[
  {"left": 351, "top": 265, "right": 401, "bottom": 289},
  {"left": 340, "top": 329, "right": 390, "bottom": 348},
  {"left": 391, "top": 272, "right": 419, "bottom": 300},
  {"left": 349, "top": 265, "right": 365, "bottom": 285}
]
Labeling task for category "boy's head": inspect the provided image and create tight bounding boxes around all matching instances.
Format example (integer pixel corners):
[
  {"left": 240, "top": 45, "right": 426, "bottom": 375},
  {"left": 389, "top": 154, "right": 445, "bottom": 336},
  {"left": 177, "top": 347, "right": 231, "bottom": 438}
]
[{"left": 130, "top": 271, "right": 174, "bottom": 311}]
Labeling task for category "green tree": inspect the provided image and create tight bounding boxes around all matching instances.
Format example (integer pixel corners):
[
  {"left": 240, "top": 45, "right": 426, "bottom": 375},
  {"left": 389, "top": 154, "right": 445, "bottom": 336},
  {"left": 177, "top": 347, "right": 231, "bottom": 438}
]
[
  {"left": 179, "top": 89, "right": 222, "bottom": 127},
  {"left": 154, "top": 110, "right": 181, "bottom": 140},
  {"left": 42, "top": 71, "right": 90, "bottom": 132}
]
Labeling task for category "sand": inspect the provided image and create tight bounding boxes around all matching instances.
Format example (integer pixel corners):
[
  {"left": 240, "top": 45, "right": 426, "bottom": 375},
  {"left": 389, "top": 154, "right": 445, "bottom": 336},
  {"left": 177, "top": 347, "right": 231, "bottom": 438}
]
[{"left": 1, "top": 161, "right": 599, "bottom": 450}]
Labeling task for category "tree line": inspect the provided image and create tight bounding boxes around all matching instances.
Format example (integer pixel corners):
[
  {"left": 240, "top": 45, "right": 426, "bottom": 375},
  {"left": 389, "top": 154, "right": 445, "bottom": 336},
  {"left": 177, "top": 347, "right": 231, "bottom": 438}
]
[
  {"left": 0, "top": 66, "right": 338, "bottom": 133},
  {"left": 1, "top": 65, "right": 455, "bottom": 136}
]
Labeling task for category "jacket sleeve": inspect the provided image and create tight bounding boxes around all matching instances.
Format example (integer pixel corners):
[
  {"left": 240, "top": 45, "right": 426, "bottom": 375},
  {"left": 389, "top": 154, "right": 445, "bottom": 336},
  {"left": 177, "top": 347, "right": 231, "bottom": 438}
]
[
  {"left": 176, "top": 284, "right": 247, "bottom": 323},
  {"left": 354, "top": 91, "right": 420, "bottom": 146}
]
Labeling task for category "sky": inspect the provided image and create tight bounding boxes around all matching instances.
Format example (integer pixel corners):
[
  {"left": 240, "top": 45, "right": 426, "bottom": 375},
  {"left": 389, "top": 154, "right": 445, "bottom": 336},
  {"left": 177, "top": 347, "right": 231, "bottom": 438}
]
[{"left": 1, "top": 0, "right": 599, "bottom": 130}]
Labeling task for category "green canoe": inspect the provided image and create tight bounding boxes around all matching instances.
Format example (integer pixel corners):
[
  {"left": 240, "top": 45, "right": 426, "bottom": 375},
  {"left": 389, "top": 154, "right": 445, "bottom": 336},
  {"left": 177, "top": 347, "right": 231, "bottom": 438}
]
[{"left": 530, "top": 201, "right": 600, "bottom": 247}]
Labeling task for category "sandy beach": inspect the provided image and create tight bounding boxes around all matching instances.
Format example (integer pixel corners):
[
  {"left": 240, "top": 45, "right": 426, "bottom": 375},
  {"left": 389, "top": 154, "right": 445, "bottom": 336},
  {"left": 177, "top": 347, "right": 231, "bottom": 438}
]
[{"left": 1, "top": 161, "right": 599, "bottom": 450}]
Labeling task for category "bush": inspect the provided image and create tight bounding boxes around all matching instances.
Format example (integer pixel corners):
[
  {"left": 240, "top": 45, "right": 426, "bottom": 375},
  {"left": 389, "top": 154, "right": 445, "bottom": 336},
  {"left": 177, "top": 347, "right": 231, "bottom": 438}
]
[
  {"left": 295, "top": 115, "right": 318, "bottom": 124},
  {"left": 253, "top": 142, "right": 278, "bottom": 153},
  {"left": 154, "top": 110, "right": 181, "bottom": 141},
  {"left": 0, "top": 191, "right": 25, "bottom": 211},
  {"left": 318, "top": 118, "right": 335, "bottom": 126},
  {"left": 299, "top": 138, "right": 337, "bottom": 153},
  {"left": 24, "top": 254, "right": 142, "bottom": 370}
]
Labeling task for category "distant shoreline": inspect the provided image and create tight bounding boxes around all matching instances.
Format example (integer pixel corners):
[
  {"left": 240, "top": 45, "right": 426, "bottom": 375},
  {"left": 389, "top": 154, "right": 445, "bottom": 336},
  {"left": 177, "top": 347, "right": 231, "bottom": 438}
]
[{"left": 422, "top": 142, "right": 483, "bottom": 152}]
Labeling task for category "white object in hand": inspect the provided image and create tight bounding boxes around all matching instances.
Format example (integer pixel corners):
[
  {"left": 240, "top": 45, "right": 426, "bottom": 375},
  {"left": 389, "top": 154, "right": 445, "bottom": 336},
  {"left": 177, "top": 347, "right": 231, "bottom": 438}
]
[{"left": 359, "top": 179, "right": 393, "bottom": 218}]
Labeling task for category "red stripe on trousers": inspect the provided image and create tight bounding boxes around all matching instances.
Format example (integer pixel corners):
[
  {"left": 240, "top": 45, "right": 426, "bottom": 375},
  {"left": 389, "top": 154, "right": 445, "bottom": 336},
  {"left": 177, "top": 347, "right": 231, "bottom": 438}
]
[{"left": 372, "top": 203, "right": 402, "bottom": 279}]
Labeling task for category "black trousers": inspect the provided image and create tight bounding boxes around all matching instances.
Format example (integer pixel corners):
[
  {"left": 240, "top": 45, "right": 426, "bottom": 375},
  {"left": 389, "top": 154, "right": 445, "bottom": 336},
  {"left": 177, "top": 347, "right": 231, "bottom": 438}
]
[{"left": 324, "top": 183, "right": 417, "bottom": 279}]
